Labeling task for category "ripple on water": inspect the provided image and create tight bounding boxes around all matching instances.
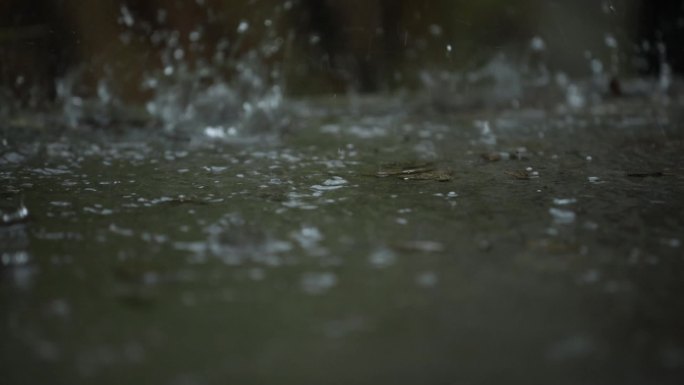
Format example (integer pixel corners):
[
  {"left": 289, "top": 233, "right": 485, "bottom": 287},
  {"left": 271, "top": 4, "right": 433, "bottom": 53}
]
[
  {"left": 369, "top": 247, "right": 396, "bottom": 269},
  {"left": 553, "top": 198, "right": 577, "bottom": 205},
  {"left": 31, "top": 167, "right": 71, "bottom": 176},
  {"left": 293, "top": 226, "right": 323, "bottom": 250},
  {"left": 311, "top": 176, "right": 348, "bottom": 193},
  {"left": 49, "top": 201, "right": 72, "bottom": 207},
  {"left": 301, "top": 272, "right": 337, "bottom": 295},
  {"left": 347, "top": 125, "right": 387, "bottom": 138},
  {"left": 281, "top": 192, "right": 318, "bottom": 210},
  {"left": 281, "top": 176, "right": 349, "bottom": 210},
  {"left": 549, "top": 207, "right": 576, "bottom": 225},
  {"left": 83, "top": 206, "right": 114, "bottom": 215}
]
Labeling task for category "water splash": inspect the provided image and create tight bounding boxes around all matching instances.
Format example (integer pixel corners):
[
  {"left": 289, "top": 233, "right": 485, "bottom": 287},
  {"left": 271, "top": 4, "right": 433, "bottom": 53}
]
[
  {"left": 475, "top": 120, "right": 497, "bottom": 146},
  {"left": 54, "top": 5, "right": 286, "bottom": 136},
  {"left": 549, "top": 207, "right": 576, "bottom": 225},
  {"left": 1, "top": 202, "right": 29, "bottom": 225}
]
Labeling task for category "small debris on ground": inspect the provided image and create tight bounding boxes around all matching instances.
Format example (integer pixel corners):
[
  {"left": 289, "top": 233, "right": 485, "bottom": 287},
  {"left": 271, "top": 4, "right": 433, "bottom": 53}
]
[
  {"left": 505, "top": 169, "right": 539, "bottom": 180},
  {"left": 371, "top": 162, "right": 453, "bottom": 182}
]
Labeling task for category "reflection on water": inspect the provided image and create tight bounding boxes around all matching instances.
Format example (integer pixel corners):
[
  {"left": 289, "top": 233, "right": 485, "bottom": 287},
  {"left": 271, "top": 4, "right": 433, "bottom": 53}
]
[{"left": 2, "top": 93, "right": 684, "bottom": 384}]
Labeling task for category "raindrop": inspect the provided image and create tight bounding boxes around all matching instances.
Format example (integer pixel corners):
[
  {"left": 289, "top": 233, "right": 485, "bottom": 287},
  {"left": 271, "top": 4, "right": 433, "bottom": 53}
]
[
  {"left": 602, "top": 0, "right": 616, "bottom": 13},
  {"left": 475, "top": 120, "right": 497, "bottom": 146},
  {"left": 173, "top": 48, "right": 185, "bottom": 60},
  {"left": 293, "top": 226, "right": 323, "bottom": 250},
  {"left": 604, "top": 34, "right": 618, "bottom": 48},
  {"left": 119, "top": 5, "right": 134, "bottom": 27},
  {"left": 530, "top": 36, "right": 545, "bottom": 51},
  {"left": 237, "top": 20, "right": 249, "bottom": 34},
  {"left": 1, "top": 203, "right": 29, "bottom": 225},
  {"left": 566, "top": 84, "right": 585, "bottom": 109},
  {"left": 549, "top": 207, "right": 576, "bottom": 224}
]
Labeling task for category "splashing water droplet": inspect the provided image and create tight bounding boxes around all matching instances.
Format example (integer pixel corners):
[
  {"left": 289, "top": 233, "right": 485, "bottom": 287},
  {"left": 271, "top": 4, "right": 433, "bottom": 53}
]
[
  {"left": 119, "top": 5, "right": 134, "bottom": 27},
  {"left": 604, "top": 34, "right": 618, "bottom": 49},
  {"left": 566, "top": 84, "right": 585, "bottom": 109},
  {"left": 549, "top": 207, "right": 576, "bottom": 224},
  {"left": 237, "top": 20, "right": 249, "bottom": 34},
  {"left": 530, "top": 36, "right": 545, "bottom": 51},
  {"left": 475, "top": 120, "right": 497, "bottom": 146},
  {"left": 1, "top": 203, "right": 29, "bottom": 225}
]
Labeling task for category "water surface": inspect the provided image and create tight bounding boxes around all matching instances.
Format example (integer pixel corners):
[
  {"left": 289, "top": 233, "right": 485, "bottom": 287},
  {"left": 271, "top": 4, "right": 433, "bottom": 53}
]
[{"left": 2, "top": 96, "right": 684, "bottom": 384}]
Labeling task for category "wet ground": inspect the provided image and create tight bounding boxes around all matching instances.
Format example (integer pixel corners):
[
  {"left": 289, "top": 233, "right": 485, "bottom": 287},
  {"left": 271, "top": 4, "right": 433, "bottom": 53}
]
[{"left": 1, "top": 95, "right": 684, "bottom": 384}]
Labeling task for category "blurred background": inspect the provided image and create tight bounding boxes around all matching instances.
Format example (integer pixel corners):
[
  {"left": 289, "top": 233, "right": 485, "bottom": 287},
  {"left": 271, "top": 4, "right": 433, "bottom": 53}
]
[{"left": 0, "top": 0, "right": 682, "bottom": 109}]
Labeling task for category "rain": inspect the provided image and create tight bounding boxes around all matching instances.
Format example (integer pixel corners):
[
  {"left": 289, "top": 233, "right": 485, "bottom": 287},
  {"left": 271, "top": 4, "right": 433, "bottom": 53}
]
[{"left": 1, "top": 1, "right": 684, "bottom": 384}]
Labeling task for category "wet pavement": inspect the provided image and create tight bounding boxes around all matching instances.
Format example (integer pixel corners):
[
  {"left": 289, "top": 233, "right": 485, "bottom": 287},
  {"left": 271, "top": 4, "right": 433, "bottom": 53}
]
[{"left": 1, "top": 95, "right": 684, "bottom": 384}]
